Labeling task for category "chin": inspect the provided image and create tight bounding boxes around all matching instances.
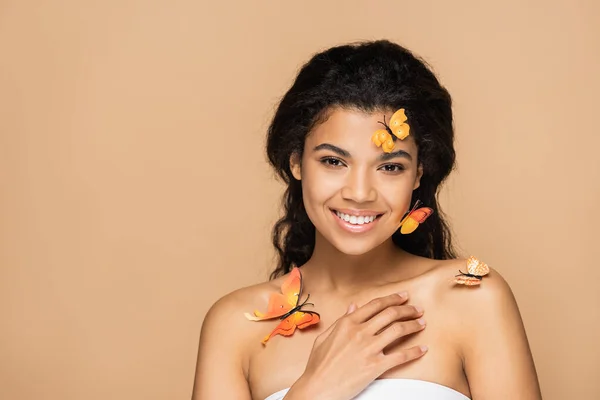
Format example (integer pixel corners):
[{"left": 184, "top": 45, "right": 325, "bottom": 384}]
[{"left": 327, "top": 235, "right": 385, "bottom": 256}]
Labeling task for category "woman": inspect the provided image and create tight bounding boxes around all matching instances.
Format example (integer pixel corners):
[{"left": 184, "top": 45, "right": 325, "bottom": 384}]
[{"left": 193, "top": 40, "right": 541, "bottom": 400}]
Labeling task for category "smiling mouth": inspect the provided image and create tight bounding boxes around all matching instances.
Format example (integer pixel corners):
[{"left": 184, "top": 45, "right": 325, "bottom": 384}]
[{"left": 332, "top": 210, "right": 383, "bottom": 225}]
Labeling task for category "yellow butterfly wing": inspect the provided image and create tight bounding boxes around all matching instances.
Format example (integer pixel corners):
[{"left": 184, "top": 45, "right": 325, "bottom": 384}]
[
  {"left": 388, "top": 108, "right": 410, "bottom": 140},
  {"left": 399, "top": 207, "right": 433, "bottom": 234},
  {"left": 400, "top": 217, "right": 419, "bottom": 234},
  {"left": 371, "top": 129, "right": 388, "bottom": 146}
]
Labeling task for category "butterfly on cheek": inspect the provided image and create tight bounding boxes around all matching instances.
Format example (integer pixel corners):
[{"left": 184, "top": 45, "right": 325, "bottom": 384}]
[
  {"left": 244, "top": 267, "right": 320, "bottom": 344},
  {"left": 398, "top": 199, "right": 434, "bottom": 234},
  {"left": 454, "top": 256, "right": 490, "bottom": 286}
]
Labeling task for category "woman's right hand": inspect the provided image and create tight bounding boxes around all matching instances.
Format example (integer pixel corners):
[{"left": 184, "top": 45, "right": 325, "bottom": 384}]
[{"left": 285, "top": 292, "right": 427, "bottom": 400}]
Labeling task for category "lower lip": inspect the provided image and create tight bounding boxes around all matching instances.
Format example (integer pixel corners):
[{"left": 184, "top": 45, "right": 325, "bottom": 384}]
[{"left": 331, "top": 210, "right": 380, "bottom": 233}]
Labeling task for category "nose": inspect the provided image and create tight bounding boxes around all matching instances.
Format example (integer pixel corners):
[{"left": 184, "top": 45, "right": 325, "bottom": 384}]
[{"left": 340, "top": 167, "right": 377, "bottom": 203}]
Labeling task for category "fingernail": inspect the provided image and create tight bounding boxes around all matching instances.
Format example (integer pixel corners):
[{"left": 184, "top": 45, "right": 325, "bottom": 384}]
[
  {"left": 414, "top": 305, "right": 423, "bottom": 313},
  {"left": 420, "top": 345, "right": 428, "bottom": 352},
  {"left": 397, "top": 291, "right": 408, "bottom": 298},
  {"left": 417, "top": 318, "right": 426, "bottom": 326},
  {"left": 346, "top": 302, "right": 355, "bottom": 313}
]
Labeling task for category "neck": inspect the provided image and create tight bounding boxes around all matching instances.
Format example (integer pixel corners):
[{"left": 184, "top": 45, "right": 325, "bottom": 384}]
[{"left": 300, "top": 232, "right": 411, "bottom": 295}]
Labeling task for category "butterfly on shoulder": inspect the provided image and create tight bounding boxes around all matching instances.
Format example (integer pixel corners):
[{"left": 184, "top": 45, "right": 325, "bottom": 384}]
[
  {"left": 244, "top": 267, "right": 320, "bottom": 344},
  {"left": 454, "top": 256, "right": 490, "bottom": 286},
  {"left": 398, "top": 200, "right": 434, "bottom": 234}
]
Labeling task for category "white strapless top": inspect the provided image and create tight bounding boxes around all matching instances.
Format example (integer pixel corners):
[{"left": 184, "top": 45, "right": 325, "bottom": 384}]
[{"left": 264, "top": 378, "right": 470, "bottom": 400}]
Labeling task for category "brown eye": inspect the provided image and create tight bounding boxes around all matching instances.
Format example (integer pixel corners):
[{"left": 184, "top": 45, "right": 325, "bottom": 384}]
[
  {"left": 320, "top": 157, "right": 346, "bottom": 168},
  {"left": 380, "top": 163, "right": 405, "bottom": 173}
]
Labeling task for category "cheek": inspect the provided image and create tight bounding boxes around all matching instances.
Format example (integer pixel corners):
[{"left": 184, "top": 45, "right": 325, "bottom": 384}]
[
  {"left": 301, "top": 165, "right": 343, "bottom": 204},
  {"left": 377, "top": 177, "right": 415, "bottom": 209}
]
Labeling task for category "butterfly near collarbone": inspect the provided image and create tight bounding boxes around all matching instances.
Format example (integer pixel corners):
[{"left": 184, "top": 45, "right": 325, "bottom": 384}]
[
  {"left": 454, "top": 256, "right": 490, "bottom": 286},
  {"left": 244, "top": 267, "right": 320, "bottom": 344}
]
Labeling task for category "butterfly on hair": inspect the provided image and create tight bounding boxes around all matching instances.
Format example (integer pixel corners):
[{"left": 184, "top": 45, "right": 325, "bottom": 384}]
[{"left": 371, "top": 108, "right": 411, "bottom": 153}]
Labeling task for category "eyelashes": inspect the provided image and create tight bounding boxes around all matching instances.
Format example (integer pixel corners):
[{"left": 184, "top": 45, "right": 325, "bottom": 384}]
[
  {"left": 379, "top": 164, "right": 406, "bottom": 173},
  {"left": 318, "top": 157, "right": 406, "bottom": 173},
  {"left": 320, "top": 157, "right": 346, "bottom": 167}
]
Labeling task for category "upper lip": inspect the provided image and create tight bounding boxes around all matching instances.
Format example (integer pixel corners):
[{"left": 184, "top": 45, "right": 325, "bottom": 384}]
[{"left": 332, "top": 208, "right": 384, "bottom": 217}]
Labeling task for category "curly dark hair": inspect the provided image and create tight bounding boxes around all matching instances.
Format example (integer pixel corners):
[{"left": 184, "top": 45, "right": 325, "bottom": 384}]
[{"left": 266, "top": 40, "right": 458, "bottom": 280}]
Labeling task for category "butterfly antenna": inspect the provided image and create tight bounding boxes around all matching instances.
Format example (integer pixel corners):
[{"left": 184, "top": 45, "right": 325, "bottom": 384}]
[
  {"left": 377, "top": 115, "right": 391, "bottom": 130},
  {"left": 399, "top": 200, "right": 421, "bottom": 226},
  {"left": 301, "top": 293, "right": 311, "bottom": 306}
]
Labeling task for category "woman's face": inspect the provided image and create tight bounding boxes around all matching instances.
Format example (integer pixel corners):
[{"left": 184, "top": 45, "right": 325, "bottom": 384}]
[{"left": 291, "top": 107, "right": 423, "bottom": 256}]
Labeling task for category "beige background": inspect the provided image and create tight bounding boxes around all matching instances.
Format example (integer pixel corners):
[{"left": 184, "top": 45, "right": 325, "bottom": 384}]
[{"left": 1, "top": 1, "right": 599, "bottom": 399}]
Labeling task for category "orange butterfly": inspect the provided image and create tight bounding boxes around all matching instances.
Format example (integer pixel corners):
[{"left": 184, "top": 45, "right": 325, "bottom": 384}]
[
  {"left": 398, "top": 200, "right": 433, "bottom": 234},
  {"left": 454, "top": 256, "right": 490, "bottom": 286},
  {"left": 371, "top": 108, "right": 411, "bottom": 153},
  {"left": 244, "top": 267, "right": 320, "bottom": 344}
]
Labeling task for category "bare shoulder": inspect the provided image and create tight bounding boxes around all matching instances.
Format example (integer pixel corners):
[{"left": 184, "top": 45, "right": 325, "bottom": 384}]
[
  {"left": 418, "top": 256, "right": 520, "bottom": 335},
  {"left": 199, "top": 273, "right": 294, "bottom": 357},
  {"left": 426, "top": 256, "right": 515, "bottom": 309},
  {"left": 423, "top": 257, "right": 541, "bottom": 398},
  {"left": 201, "top": 276, "right": 283, "bottom": 347},
  {"left": 193, "top": 275, "right": 285, "bottom": 399}
]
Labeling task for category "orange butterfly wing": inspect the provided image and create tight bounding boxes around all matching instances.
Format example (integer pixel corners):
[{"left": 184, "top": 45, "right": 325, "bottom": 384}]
[
  {"left": 399, "top": 207, "right": 433, "bottom": 234},
  {"left": 466, "top": 256, "right": 489, "bottom": 277},
  {"left": 454, "top": 275, "right": 482, "bottom": 286},
  {"left": 244, "top": 267, "right": 302, "bottom": 321},
  {"left": 454, "top": 256, "right": 490, "bottom": 286},
  {"left": 261, "top": 311, "right": 320, "bottom": 344}
]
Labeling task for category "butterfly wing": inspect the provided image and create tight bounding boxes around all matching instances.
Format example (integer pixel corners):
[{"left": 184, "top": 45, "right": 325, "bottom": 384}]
[
  {"left": 382, "top": 137, "right": 395, "bottom": 153},
  {"left": 244, "top": 267, "right": 302, "bottom": 321},
  {"left": 261, "top": 311, "right": 321, "bottom": 344},
  {"left": 281, "top": 267, "right": 302, "bottom": 303},
  {"left": 372, "top": 129, "right": 396, "bottom": 153},
  {"left": 388, "top": 109, "right": 410, "bottom": 140},
  {"left": 454, "top": 275, "right": 482, "bottom": 286},
  {"left": 466, "top": 256, "right": 490, "bottom": 277},
  {"left": 399, "top": 207, "right": 433, "bottom": 234},
  {"left": 371, "top": 129, "right": 389, "bottom": 146}
]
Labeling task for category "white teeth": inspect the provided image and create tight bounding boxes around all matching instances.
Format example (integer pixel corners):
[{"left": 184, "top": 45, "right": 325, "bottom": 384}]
[{"left": 335, "top": 211, "right": 377, "bottom": 225}]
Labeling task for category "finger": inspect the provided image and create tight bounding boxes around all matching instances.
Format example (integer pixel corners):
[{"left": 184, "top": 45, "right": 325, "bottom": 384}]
[
  {"left": 349, "top": 292, "right": 409, "bottom": 323},
  {"left": 314, "top": 302, "right": 356, "bottom": 345},
  {"left": 381, "top": 345, "right": 428, "bottom": 371},
  {"left": 373, "top": 317, "right": 426, "bottom": 351},
  {"left": 365, "top": 305, "right": 423, "bottom": 335}
]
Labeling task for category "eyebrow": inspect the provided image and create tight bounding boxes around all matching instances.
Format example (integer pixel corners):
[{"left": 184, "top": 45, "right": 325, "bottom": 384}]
[
  {"left": 313, "top": 143, "right": 413, "bottom": 162},
  {"left": 313, "top": 143, "right": 351, "bottom": 157},
  {"left": 378, "top": 149, "right": 413, "bottom": 162}
]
